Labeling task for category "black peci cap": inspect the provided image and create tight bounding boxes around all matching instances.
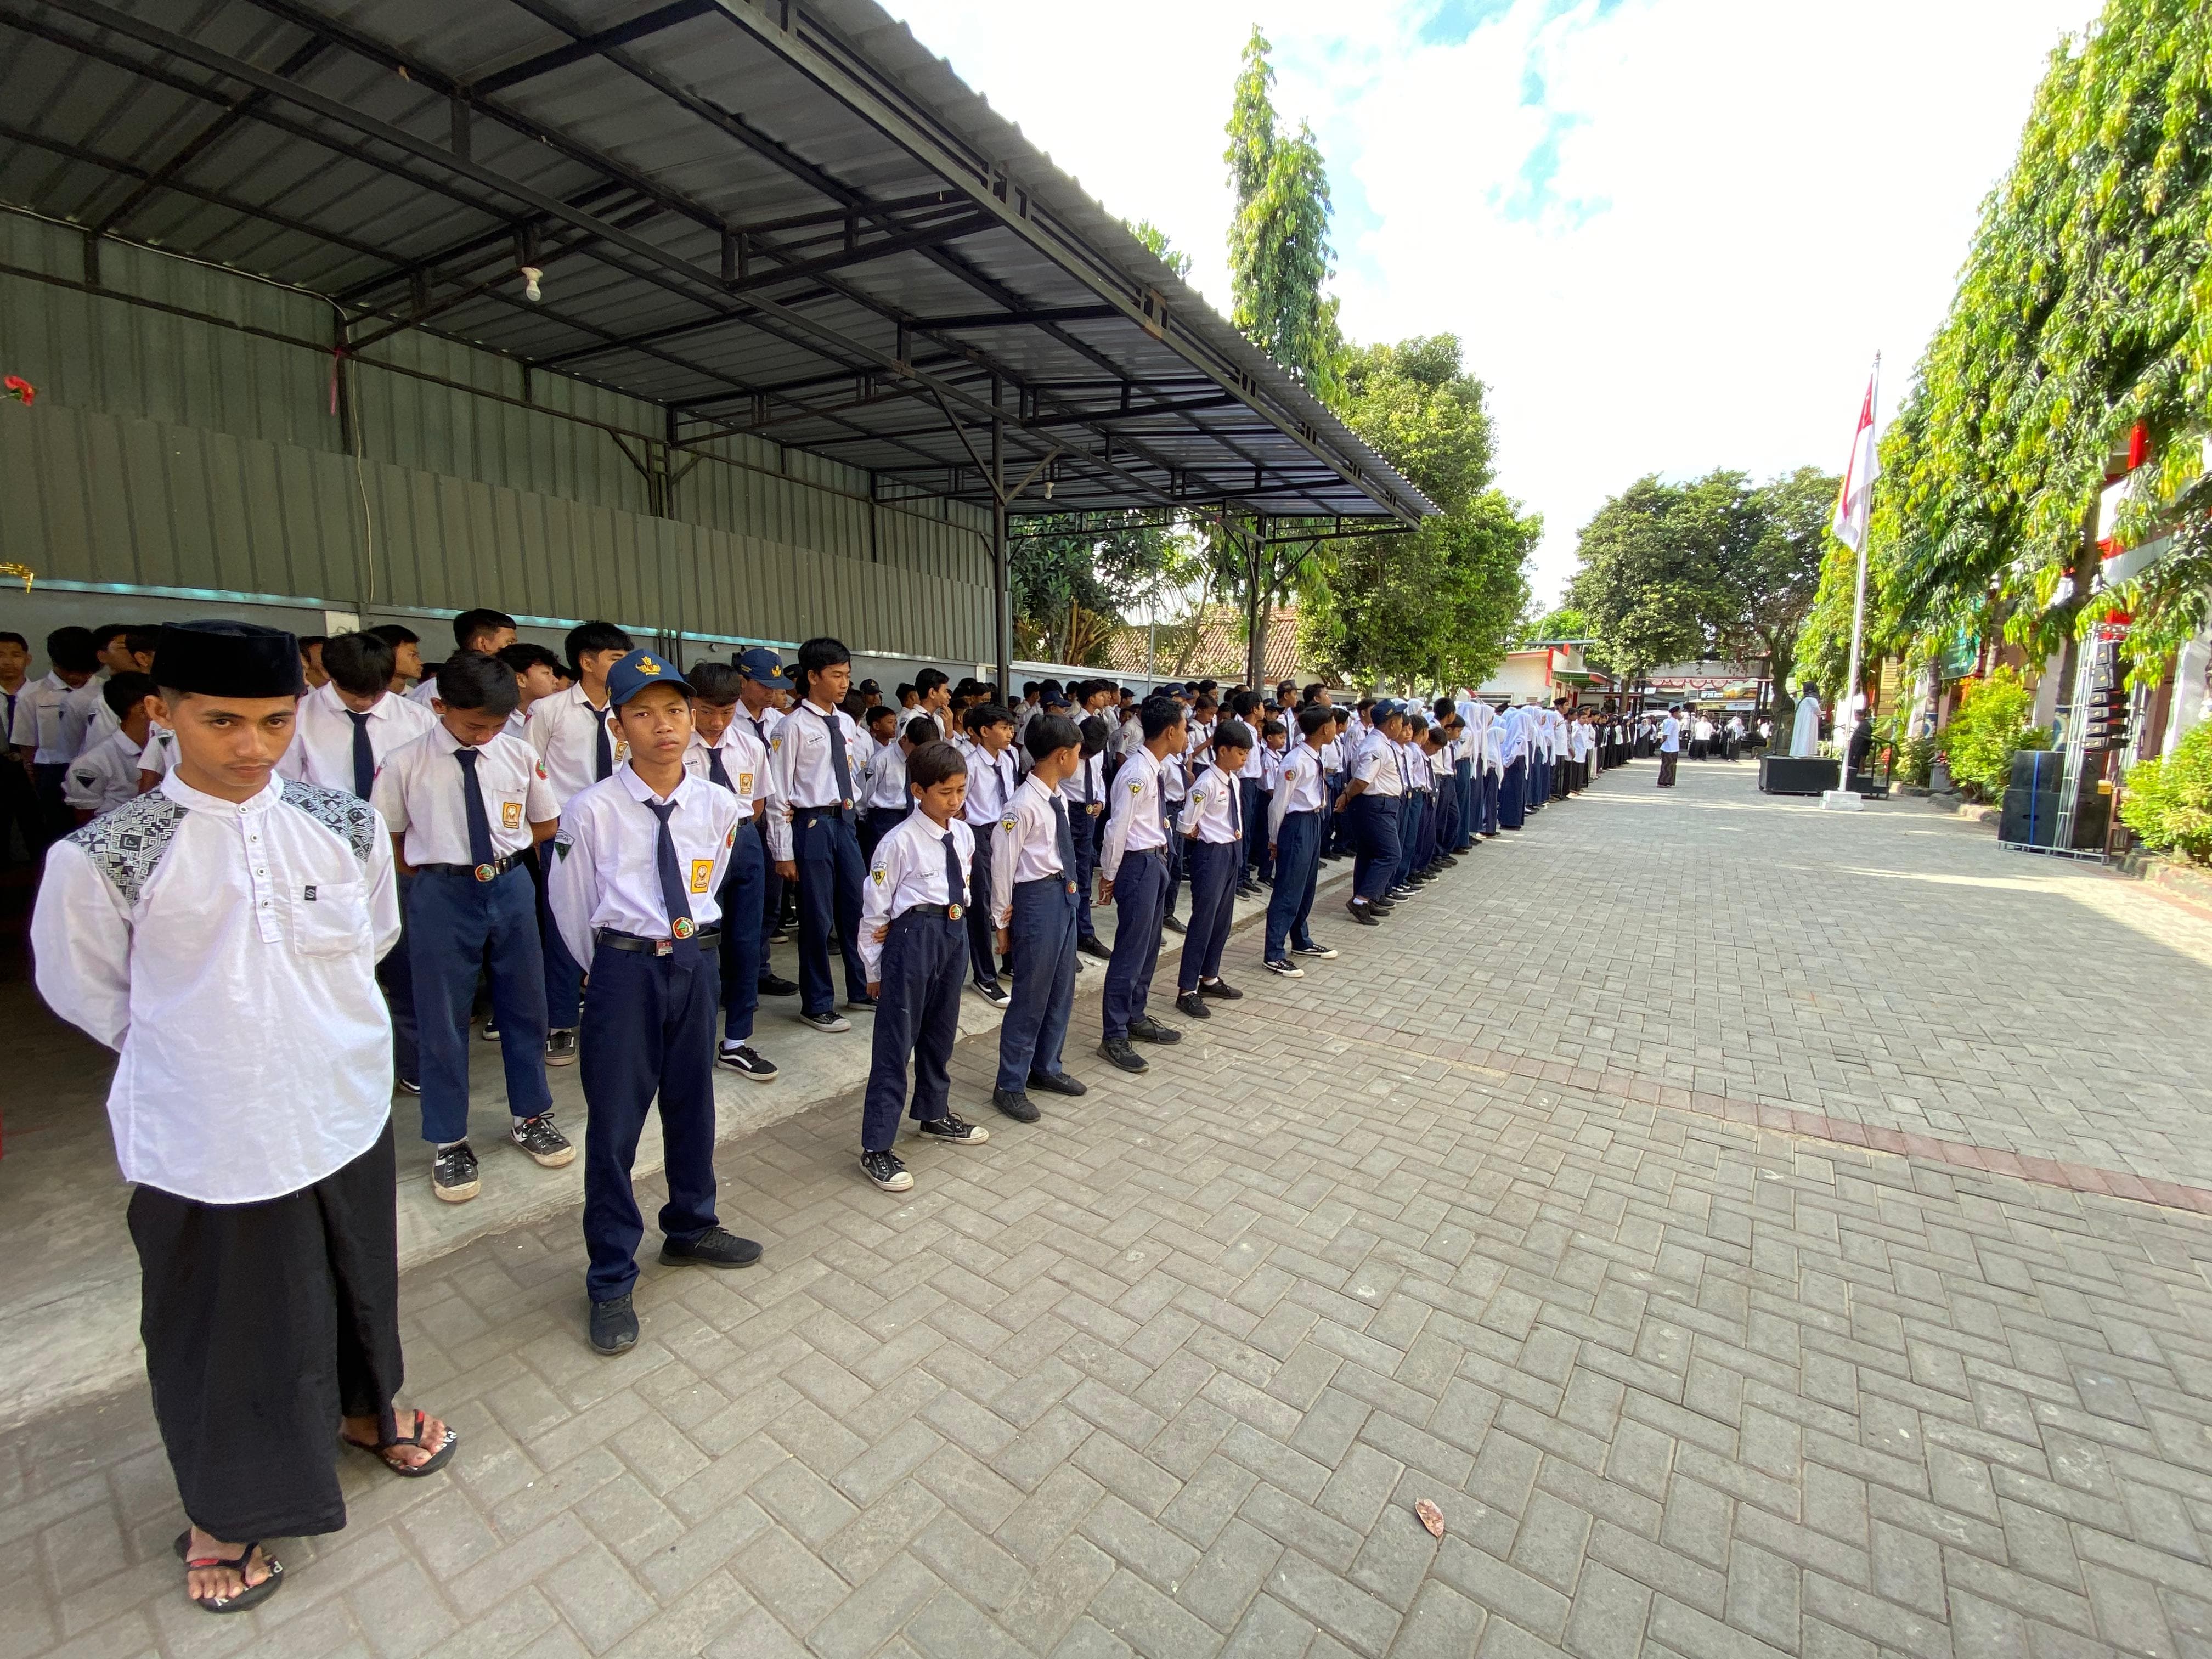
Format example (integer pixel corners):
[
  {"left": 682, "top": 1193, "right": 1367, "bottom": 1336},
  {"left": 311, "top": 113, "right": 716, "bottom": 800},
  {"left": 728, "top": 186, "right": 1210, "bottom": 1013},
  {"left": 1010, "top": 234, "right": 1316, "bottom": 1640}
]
[{"left": 151, "top": 619, "right": 307, "bottom": 698}]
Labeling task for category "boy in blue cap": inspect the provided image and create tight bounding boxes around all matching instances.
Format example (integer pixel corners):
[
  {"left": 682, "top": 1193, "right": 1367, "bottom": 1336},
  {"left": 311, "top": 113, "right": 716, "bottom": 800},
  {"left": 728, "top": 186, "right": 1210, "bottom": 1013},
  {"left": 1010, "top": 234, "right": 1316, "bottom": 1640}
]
[{"left": 549, "top": 648, "right": 761, "bottom": 1356}]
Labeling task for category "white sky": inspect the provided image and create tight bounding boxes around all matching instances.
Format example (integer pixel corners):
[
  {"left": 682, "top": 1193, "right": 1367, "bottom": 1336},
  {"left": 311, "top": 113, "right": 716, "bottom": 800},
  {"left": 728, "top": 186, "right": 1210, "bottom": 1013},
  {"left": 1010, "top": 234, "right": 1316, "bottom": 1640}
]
[{"left": 883, "top": 0, "right": 2094, "bottom": 607}]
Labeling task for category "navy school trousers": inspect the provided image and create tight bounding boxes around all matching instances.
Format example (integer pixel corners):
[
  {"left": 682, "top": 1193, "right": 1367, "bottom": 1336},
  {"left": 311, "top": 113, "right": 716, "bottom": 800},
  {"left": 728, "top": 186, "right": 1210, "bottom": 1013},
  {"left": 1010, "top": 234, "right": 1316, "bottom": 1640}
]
[
  {"left": 1070, "top": 798, "right": 1104, "bottom": 940},
  {"left": 1101, "top": 847, "right": 1169, "bottom": 1041},
  {"left": 754, "top": 813, "right": 783, "bottom": 972},
  {"left": 1348, "top": 793, "right": 1403, "bottom": 902},
  {"left": 1239, "top": 779, "right": 1267, "bottom": 879},
  {"left": 859, "top": 803, "right": 908, "bottom": 861},
  {"left": 378, "top": 870, "right": 420, "bottom": 1085},
  {"left": 580, "top": 936, "right": 721, "bottom": 1303},
  {"left": 1265, "top": 809, "right": 1323, "bottom": 960},
  {"left": 1160, "top": 799, "right": 1184, "bottom": 921},
  {"left": 537, "top": 849, "right": 585, "bottom": 1030},
  {"left": 861, "top": 908, "right": 966, "bottom": 1150},
  {"left": 1178, "top": 838, "right": 1240, "bottom": 992},
  {"left": 1453, "top": 759, "right": 1475, "bottom": 851},
  {"left": 794, "top": 809, "right": 868, "bottom": 1016},
  {"left": 409, "top": 864, "right": 549, "bottom": 1144},
  {"left": 1396, "top": 792, "right": 1427, "bottom": 888},
  {"left": 996, "top": 875, "right": 1079, "bottom": 1091},
  {"left": 964, "top": 831, "right": 1004, "bottom": 985},
  {"left": 716, "top": 818, "right": 764, "bottom": 1043}
]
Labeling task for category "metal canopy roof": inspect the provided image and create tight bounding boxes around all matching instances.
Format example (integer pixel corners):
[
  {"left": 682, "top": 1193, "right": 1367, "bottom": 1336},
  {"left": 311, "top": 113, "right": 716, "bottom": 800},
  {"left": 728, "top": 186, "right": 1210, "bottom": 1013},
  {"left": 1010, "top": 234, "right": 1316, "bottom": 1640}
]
[{"left": 0, "top": 0, "right": 1435, "bottom": 527}]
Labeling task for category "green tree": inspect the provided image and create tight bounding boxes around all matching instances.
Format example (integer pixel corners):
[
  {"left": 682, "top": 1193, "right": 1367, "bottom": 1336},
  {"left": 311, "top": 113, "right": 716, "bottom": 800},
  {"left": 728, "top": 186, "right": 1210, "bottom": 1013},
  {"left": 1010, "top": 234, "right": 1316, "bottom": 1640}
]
[
  {"left": 1223, "top": 27, "right": 1344, "bottom": 400},
  {"left": 1520, "top": 606, "right": 1589, "bottom": 645},
  {"left": 1124, "top": 218, "right": 1192, "bottom": 281},
  {"left": 1859, "top": 0, "right": 2212, "bottom": 680},
  {"left": 1009, "top": 512, "right": 1194, "bottom": 666},
  {"left": 1569, "top": 468, "right": 1837, "bottom": 747},
  {"left": 1300, "top": 337, "right": 1537, "bottom": 687}
]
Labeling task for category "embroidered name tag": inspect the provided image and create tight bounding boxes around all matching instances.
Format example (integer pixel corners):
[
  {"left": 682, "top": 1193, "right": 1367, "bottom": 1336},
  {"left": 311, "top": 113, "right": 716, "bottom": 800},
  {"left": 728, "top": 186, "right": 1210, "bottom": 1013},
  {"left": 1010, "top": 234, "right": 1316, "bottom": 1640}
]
[{"left": 690, "top": 859, "right": 713, "bottom": 894}]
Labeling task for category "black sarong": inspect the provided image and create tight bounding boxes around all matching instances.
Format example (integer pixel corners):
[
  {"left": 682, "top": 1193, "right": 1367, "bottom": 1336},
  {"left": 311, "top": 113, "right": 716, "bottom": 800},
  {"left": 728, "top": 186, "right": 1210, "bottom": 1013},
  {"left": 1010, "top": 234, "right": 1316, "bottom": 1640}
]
[{"left": 130, "top": 1121, "right": 403, "bottom": 1542}]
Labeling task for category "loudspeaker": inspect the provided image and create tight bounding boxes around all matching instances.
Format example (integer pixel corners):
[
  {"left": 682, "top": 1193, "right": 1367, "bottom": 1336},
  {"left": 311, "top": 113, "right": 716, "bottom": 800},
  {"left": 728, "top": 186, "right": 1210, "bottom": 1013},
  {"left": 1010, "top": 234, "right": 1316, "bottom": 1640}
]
[
  {"left": 1759, "top": 755, "right": 1841, "bottom": 796},
  {"left": 2009, "top": 749, "right": 2064, "bottom": 792},
  {"left": 2000, "top": 787, "right": 2109, "bottom": 849}
]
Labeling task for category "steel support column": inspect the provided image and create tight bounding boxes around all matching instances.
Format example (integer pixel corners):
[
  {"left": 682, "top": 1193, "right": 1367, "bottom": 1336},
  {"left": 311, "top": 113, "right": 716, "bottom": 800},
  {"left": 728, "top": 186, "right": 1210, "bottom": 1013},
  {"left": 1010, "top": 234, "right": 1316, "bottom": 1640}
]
[{"left": 991, "top": 376, "right": 1012, "bottom": 696}]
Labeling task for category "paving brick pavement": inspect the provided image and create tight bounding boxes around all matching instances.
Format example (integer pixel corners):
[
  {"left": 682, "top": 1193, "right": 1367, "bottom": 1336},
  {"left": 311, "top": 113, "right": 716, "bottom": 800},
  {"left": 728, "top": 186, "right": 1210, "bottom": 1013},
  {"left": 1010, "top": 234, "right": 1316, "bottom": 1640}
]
[{"left": 13, "top": 757, "right": 2212, "bottom": 1659}]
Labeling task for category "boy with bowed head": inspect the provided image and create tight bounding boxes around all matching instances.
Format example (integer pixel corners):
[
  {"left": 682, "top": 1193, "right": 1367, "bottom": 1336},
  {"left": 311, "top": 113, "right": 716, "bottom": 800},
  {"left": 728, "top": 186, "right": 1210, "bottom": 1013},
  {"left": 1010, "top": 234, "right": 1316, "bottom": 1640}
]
[
  {"left": 33, "top": 619, "right": 454, "bottom": 1617},
  {"left": 769, "top": 637, "right": 874, "bottom": 1033}
]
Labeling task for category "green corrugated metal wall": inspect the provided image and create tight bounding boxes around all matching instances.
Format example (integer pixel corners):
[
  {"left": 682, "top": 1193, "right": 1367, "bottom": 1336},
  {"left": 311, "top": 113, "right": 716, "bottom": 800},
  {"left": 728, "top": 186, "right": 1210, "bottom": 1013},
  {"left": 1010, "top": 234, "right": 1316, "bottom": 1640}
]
[{"left": 0, "top": 211, "right": 993, "bottom": 655}]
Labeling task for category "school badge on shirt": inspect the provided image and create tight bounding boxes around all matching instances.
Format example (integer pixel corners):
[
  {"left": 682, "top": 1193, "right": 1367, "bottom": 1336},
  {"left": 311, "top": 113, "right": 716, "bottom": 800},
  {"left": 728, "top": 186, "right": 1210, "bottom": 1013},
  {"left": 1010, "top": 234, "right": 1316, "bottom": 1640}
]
[
  {"left": 502, "top": 800, "right": 523, "bottom": 830},
  {"left": 690, "top": 859, "right": 713, "bottom": 894}
]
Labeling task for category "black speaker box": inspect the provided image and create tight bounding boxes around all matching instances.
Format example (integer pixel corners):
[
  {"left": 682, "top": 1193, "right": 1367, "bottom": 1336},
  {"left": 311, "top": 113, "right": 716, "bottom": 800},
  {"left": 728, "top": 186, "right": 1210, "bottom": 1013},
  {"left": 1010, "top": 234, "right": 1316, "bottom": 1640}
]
[{"left": 1759, "top": 756, "right": 1841, "bottom": 795}]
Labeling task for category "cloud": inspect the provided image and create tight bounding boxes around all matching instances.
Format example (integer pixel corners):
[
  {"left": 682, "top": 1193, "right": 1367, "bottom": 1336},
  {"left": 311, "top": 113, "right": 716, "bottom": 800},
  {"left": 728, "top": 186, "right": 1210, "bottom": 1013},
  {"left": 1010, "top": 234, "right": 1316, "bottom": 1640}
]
[{"left": 884, "top": 0, "right": 2094, "bottom": 604}]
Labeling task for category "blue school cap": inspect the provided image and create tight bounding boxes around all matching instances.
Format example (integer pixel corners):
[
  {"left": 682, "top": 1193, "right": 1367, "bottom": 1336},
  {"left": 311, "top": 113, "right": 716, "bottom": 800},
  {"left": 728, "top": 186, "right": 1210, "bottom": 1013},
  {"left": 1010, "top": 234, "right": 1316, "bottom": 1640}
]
[
  {"left": 735, "top": 646, "right": 792, "bottom": 690},
  {"left": 606, "top": 648, "right": 684, "bottom": 707}
]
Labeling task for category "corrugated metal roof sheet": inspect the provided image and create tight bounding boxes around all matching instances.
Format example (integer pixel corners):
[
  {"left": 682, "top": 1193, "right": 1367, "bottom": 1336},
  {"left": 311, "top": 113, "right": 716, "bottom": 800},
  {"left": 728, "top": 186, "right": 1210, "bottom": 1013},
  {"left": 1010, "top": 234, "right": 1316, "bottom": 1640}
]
[{"left": 0, "top": 0, "right": 1435, "bottom": 525}]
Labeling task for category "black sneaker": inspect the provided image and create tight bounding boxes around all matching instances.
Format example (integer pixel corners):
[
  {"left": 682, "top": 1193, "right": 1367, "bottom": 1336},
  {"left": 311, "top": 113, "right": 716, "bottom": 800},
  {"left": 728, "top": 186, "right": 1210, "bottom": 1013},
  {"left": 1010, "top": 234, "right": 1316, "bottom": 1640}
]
[
  {"left": 972, "top": 978, "right": 1011, "bottom": 1009},
  {"left": 919, "top": 1113, "right": 990, "bottom": 1143},
  {"left": 1291, "top": 940, "right": 1339, "bottom": 959},
  {"left": 757, "top": 973, "right": 799, "bottom": 998},
  {"left": 860, "top": 1148, "right": 913, "bottom": 1192},
  {"left": 845, "top": 992, "right": 879, "bottom": 1012},
  {"left": 398, "top": 1077, "right": 421, "bottom": 1097},
  {"left": 479, "top": 1018, "right": 500, "bottom": 1042},
  {"left": 431, "top": 1142, "right": 479, "bottom": 1204},
  {"left": 659, "top": 1226, "right": 763, "bottom": 1269},
  {"left": 1161, "top": 915, "right": 1186, "bottom": 935},
  {"left": 545, "top": 1029, "right": 579, "bottom": 1067},
  {"left": 1235, "top": 883, "right": 1260, "bottom": 899},
  {"left": 798, "top": 1009, "right": 850, "bottom": 1034},
  {"left": 1370, "top": 899, "right": 1396, "bottom": 915},
  {"left": 1175, "top": 991, "right": 1211, "bottom": 1020},
  {"left": 1076, "top": 935, "right": 1111, "bottom": 960},
  {"left": 1346, "top": 900, "right": 1379, "bottom": 927},
  {"left": 1127, "top": 1015, "right": 1183, "bottom": 1045},
  {"left": 589, "top": 1293, "right": 638, "bottom": 1356},
  {"left": 990, "top": 1088, "right": 1041, "bottom": 1124},
  {"left": 1028, "top": 1070, "right": 1088, "bottom": 1097},
  {"left": 1198, "top": 977, "right": 1242, "bottom": 1001},
  {"left": 510, "top": 1114, "right": 575, "bottom": 1168},
  {"left": 718, "top": 1042, "right": 778, "bottom": 1081},
  {"left": 1263, "top": 958, "right": 1304, "bottom": 978},
  {"left": 1098, "top": 1037, "right": 1148, "bottom": 1073}
]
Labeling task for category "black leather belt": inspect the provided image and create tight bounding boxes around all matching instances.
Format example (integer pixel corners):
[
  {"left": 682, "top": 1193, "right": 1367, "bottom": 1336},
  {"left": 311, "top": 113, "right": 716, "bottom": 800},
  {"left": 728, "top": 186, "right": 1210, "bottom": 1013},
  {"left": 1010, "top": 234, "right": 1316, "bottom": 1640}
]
[
  {"left": 902, "top": 902, "right": 962, "bottom": 919},
  {"left": 799, "top": 803, "right": 850, "bottom": 819},
  {"left": 596, "top": 926, "right": 720, "bottom": 954},
  {"left": 417, "top": 854, "right": 524, "bottom": 881}
]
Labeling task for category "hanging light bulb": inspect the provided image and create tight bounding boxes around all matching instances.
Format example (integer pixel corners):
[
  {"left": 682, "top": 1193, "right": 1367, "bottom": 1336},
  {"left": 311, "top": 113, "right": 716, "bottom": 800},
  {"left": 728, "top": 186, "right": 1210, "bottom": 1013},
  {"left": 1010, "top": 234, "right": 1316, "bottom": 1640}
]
[{"left": 520, "top": 265, "right": 543, "bottom": 302}]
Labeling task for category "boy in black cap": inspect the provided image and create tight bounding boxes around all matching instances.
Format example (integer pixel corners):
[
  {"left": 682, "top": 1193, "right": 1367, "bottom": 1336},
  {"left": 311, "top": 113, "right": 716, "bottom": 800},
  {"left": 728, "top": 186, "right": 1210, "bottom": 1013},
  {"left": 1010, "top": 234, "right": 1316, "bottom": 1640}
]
[
  {"left": 548, "top": 648, "right": 762, "bottom": 1355},
  {"left": 33, "top": 619, "right": 454, "bottom": 1616}
]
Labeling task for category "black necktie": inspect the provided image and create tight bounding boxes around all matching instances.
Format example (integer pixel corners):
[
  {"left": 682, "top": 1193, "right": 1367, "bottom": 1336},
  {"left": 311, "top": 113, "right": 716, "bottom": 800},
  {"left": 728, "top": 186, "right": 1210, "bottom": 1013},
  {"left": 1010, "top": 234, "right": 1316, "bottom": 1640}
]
[
  {"left": 706, "top": 745, "right": 732, "bottom": 791},
  {"left": 346, "top": 708, "right": 375, "bottom": 800},
  {"left": 941, "top": 831, "right": 963, "bottom": 911},
  {"left": 1083, "top": 759, "right": 1094, "bottom": 805},
  {"left": 644, "top": 797, "right": 696, "bottom": 950},
  {"left": 455, "top": 747, "right": 495, "bottom": 867},
  {"left": 1226, "top": 769, "right": 1240, "bottom": 838},
  {"left": 1051, "top": 793, "right": 1076, "bottom": 879},
  {"left": 822, "top": 708, "right": 852, "bottom": 805},
  {"left": 592, "top": 704, "right": 613, "bottom": 781}
]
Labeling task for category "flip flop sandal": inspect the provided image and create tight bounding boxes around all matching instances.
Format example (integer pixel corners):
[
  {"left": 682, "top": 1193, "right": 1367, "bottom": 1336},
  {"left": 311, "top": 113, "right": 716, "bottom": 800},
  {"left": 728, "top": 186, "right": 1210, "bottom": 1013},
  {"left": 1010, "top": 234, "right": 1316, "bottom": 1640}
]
[
  {"left": 172, "top": 1530, "right": 283, "bottom": 1614},
  {"left": 340, "top": 1408, "right": 458, "bottom": 1477}
]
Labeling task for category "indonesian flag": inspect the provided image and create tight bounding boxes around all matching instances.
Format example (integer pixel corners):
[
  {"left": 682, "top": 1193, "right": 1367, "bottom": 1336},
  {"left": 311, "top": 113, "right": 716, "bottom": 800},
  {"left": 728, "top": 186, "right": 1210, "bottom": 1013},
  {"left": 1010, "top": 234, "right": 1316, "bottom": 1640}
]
[{"left": 1831, "top": 364, "right": 1881, "bottom": 553}]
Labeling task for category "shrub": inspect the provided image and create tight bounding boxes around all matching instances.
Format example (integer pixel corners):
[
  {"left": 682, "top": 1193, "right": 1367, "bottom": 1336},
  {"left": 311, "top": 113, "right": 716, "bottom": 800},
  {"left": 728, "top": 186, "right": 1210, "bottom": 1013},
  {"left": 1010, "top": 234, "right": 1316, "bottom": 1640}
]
[
  {"left": 1897, "top": 733, "right": 1936, "bottom": 787},
  {"left": 2120, "top": 722, "right": 2212, "bottom": 862},
  {"left": 1940, "top": 667, "right": 2050, "bottom": 800}
]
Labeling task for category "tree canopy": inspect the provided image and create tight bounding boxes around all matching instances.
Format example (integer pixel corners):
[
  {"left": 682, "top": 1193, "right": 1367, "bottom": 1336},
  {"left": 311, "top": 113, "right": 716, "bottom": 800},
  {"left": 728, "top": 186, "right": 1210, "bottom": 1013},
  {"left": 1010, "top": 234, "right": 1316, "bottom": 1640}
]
[
  {"left": 1569, "top": 468, "right": 1835, "bottom": 742},
  {"left": 1829, "top": 0, "right": 2212, "bottom": 680},
  {"left": 1300, "top": 337, "right": 1537, "bottom": 688}
]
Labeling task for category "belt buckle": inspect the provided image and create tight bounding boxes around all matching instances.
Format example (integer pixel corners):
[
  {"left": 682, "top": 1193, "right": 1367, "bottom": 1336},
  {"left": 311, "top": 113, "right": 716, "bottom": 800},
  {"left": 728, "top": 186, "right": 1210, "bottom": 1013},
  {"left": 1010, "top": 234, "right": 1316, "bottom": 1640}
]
[
  {"left": 946, "top": 902, "right": 963, "bottom": 920},
  {"left": 653, "top": 938, "right": 673, "bottom": 957},
  {"left": 473, "top": 861, "right": 496, "bottom": 883}
]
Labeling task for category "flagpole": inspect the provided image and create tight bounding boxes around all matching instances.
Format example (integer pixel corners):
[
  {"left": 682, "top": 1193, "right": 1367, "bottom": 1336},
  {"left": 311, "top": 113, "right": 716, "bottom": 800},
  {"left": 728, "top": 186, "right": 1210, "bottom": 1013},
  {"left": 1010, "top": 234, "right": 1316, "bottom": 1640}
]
[{"left": 1841, "top": 353, "right": 1881, "bottom": 744}]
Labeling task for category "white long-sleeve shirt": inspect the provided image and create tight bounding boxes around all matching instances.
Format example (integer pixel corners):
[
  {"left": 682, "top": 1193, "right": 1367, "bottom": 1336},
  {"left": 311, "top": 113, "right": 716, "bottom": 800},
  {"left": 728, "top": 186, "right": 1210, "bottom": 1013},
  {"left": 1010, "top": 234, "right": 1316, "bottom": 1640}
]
[
  {"left": 529, "top": 683, "right": 623, "bottom": 809},
  {"left": 32, "top": 771, "right": 400, "bottom": 1204},
  {"left": 281, "top": 681, "right": 437, "bottom": 796},
  {"left": 1100, "top": 746, "right": 1168, "bottom": 880},
  {"left": 771, "top": 699, "right": 865, "bottom": 810},
  {"left": 546, "top": 766, "right": 743, "bottom": 967},
  {"left": 682, "top": 725, "right": 792, "bottom": 860},
  {"left": 860, "top": 810, "right": 973, "bottom": 982}
]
